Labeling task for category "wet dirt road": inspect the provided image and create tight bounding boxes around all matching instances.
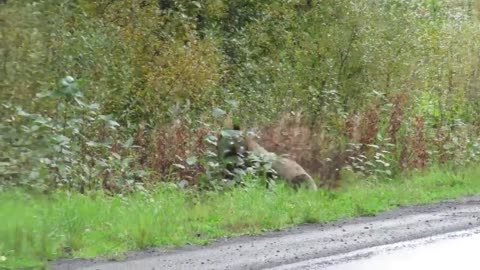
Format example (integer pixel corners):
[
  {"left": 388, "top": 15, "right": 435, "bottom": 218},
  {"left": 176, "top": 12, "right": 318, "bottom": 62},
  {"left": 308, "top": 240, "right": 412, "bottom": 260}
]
[
  {"left": 53, "top": 195, "right": 480, "bottom": 270},
  {"left": 273, "top": 227, "right": 480, "bottom": 269}
]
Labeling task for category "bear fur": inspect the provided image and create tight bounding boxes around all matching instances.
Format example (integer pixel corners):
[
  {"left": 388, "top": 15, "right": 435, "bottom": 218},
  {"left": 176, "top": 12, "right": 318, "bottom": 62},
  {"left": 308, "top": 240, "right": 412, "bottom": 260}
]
[
  {"left": 217, "top": 117, "right": 318, "bottom": 190},
  {"left": 245, "top": 136, "right": 318, "bottom": 190}
]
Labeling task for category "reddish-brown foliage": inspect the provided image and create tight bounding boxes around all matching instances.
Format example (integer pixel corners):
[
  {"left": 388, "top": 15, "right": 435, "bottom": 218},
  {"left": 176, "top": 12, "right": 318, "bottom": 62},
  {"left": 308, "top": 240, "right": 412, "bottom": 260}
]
[
  {"left": 149, "top": 120, "right": 211, "bottom": 184},
  {"left": 257, "top": 112, "right": 347, "bottom": 184},
  {"left": 433, "top": 126, "right": 451, "bottom": 164},
  {"left": 345, "top": 113, "right": 361, "bottom": 143},
  {"left": 412, "top": 116, "right": 429, "bottom": 169},
  {"left": 400, "top": 116, "right": 430, "bottom": 171},
  {"left": 388, "top": 93, "right": 409, "bottom": 144},
  {"left": 359, "top": 105, "right": 380, "bottom": 147}
]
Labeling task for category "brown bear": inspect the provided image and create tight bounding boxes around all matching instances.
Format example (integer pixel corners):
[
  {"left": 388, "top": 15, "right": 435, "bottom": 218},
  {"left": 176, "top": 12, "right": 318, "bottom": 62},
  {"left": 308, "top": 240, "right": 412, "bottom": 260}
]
[
  {"left": 245, "top": 135, "right": 318, "bottom": 191},
  {"left": 217, "top": 117, "right": 318, "bottom": 190}
]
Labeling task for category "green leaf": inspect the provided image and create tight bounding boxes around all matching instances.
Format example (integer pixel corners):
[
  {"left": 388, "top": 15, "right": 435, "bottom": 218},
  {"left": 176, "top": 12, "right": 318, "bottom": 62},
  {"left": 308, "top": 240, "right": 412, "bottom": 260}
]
[
  {"left": 55, "top": 135, "right": 71, "bottom": 144},
  {"left": 15, "top": 107, "right": 31, "bottom": 117},
  {"left": 186, "top": 156, "right": 197, "bottom": 166},
  {"left": 86, "top": 141, "right": 98, "bottom": 147},
  {"left": 88, "top": 103, "right": 100, "bottom": 110},
  {"left": 205, "top": 135, "right": 218, "bottom": 146},
  {"left": 124, "top": 137, "right": 134, "bottom": 148},
  {"left": 220, "top": 129, "right": 241, "bottom": 138},
  {"left": 192, "top": 1, "right": 201, "bottom": 8},
  {"left": 74, "top": 97, "right": 87, "bottom": 107},
  {"left": 33, "top": 116, "right": 50, "bottom": 125},
  {"left": 173, "top": 163, "right": 186, "bottom": 169},
  {"left": 122, "top": 158, "right": 133, "bottom": 167},
  {"left": 107, "top": 120, "right": 120, "bottom": 128},
  {"left": 212, "top": 107, "right": 226, "bottom": 118},
  {"left": 226, "top": 100, "right": 238, "bottom": 109},
  {"left": 61, "top": 76, "right": 75, "bottom": 86},
  {"left": 36, "top": 91, "right": 53, "bottom": 98}
]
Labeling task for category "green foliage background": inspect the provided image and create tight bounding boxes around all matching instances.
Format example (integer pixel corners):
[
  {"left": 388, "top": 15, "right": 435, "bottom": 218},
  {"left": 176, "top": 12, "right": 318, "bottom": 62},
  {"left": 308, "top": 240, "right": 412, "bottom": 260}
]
[{"left": 3, "top": 0, "right": 480, "bottom": 189}]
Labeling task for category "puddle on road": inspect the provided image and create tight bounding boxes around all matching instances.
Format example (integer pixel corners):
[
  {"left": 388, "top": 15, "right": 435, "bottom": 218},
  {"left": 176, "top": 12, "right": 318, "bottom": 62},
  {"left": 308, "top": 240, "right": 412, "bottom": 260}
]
[{"left": 324, "top": 229, "right": 480, "bottom": 270}]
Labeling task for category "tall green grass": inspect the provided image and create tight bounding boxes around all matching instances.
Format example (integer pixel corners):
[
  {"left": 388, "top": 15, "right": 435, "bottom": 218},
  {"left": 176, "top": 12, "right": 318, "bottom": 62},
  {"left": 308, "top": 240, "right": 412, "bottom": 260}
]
[{"left": 2, "top": 166, "right": 480, "bottom": 269}]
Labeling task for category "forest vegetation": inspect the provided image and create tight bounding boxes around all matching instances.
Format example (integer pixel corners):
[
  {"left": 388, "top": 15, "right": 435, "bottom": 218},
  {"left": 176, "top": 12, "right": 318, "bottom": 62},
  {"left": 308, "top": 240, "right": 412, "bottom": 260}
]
[{"left": 3, "top": 0, "right": 480, "bottom": 268}]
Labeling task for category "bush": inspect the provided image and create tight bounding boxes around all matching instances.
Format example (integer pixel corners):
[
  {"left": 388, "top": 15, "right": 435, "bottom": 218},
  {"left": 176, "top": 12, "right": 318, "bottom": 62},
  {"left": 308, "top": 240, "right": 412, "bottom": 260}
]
[
  {"left": 0, "top": 77, "right": 148, "bottom": 192},
  {"left": 3, "top": 0, "right": 480, "bottom": 190}
]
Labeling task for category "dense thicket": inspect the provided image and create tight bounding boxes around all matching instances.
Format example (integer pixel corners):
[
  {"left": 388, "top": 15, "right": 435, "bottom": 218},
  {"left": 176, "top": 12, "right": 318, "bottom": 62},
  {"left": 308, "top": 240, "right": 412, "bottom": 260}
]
[{"left": 2, "top": 0, "right": 480, "bottom": 191}]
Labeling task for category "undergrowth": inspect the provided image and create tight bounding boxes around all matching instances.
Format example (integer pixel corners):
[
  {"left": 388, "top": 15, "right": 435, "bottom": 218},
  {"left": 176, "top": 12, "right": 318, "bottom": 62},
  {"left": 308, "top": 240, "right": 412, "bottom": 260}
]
[
  {"left": 2, "top": 165, "right": 480, "bottom": 269},
  {"left": 2, "top": 1, "right": 480, "bottom": 267},
  {"left": 3, "top": 1, "right": 480, "bottom": 191}
]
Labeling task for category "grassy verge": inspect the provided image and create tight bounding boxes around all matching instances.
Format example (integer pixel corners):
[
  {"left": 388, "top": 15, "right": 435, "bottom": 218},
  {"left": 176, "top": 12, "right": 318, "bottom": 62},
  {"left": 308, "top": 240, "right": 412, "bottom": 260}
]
[{"left": 2, "top": 166, "right": 480, "bottom": 269}]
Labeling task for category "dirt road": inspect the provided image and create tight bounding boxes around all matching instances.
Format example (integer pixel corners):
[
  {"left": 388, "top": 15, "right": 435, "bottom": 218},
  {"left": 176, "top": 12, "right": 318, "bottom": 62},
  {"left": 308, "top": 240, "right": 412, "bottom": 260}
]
[{"left": 53, "top": 195, "right": 480, "bottom": 270}]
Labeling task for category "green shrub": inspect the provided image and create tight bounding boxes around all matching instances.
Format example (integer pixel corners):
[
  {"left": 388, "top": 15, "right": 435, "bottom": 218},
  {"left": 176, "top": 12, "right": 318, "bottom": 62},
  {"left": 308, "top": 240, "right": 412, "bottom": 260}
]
[
  {"left": 0, "top": 76, "right": 147, "bottom": 192},
  {"left": 3, "top": 0, "right": 480, "bottom": 189}
]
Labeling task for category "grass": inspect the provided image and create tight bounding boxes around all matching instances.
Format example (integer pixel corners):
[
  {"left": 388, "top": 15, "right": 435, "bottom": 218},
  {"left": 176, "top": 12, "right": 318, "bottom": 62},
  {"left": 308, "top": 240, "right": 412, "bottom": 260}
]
[{"left": 2, "top": 166, "right": 480, "bottom": 269}]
